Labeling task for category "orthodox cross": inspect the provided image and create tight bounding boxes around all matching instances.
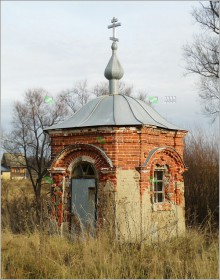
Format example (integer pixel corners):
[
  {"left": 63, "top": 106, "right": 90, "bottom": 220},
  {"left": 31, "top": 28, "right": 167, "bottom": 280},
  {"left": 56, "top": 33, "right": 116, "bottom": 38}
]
[{"left": 108, "top": 17, "right": 121, "bottom": 42}]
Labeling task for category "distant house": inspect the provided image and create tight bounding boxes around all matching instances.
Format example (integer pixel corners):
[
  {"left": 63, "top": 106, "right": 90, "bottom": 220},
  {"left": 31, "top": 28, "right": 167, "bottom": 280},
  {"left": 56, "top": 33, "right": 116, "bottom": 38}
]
[
  {"left": 1, "top": 165, "right": 11, "bottom": 180},
  {"left": 1, "top": 153, "right": 27, "bottom": 180}
]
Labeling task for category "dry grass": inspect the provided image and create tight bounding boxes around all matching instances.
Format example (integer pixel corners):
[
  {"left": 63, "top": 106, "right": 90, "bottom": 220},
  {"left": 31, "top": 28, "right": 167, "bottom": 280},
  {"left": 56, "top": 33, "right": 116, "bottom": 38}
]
[
  {"left": 1, "top": 127, "right": 219, "bottom": 279},
  {"left": 1, "top": 179, "right": 51, "bottom": 233},
  {"left": 1, "top": 226, "right": 218, "bottom": 279},
  {"left": 1, "top": 180, "right": 219, "bottom": 279}
]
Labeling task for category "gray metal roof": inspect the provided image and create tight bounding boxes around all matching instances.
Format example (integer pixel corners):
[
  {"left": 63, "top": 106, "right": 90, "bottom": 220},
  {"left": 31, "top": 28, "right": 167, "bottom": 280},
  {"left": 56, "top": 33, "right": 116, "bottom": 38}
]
[
  {"left": 1, "top": 165, "right": 10, "bottom": 172},
  {"left": 44, "top": 94, "right": 185, "bottom": 131}
]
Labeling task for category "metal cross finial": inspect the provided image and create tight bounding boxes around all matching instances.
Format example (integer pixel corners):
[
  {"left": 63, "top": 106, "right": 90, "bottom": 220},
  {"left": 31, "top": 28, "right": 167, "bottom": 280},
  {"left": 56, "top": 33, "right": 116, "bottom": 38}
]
[{"left": 108, "top": 17, "right": 121, "bottom": 42}]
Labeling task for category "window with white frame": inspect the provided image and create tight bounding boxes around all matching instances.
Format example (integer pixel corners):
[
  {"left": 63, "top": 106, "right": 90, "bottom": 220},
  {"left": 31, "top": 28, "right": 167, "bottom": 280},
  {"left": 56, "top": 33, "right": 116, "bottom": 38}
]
[{"left": 153, "top": 165, "right": 168, "bottom": 203}]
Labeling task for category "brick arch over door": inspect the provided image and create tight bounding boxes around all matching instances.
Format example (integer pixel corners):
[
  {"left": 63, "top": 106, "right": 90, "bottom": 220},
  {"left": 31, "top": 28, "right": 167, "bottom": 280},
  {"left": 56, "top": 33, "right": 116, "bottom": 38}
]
[{"left": 50, "top": 143, "right": 113, "bottom": 174}]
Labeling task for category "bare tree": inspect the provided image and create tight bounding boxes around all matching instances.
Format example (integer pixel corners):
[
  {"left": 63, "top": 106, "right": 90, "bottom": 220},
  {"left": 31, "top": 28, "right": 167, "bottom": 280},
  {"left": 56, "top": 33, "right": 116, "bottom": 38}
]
[
  {"left": 93, "top": 81, "right": 133, "bottom": 97},
  {"left": 184, "top": 126, "right": 219, "bottom": 226},
  {"left": 93, "top": 82, "right": 109, "bottom": 97},
  {"left": 136, "top": 90, "right": 150, "bottom": 103},
  {"left": 199, "top": 77, "right": 219, "bottom": 117},
  {"left": 60, "top": 80, "right": 91, "bottom": 113},
  {"left": 61, "top": 79, "right": 150, "bottom": 113},
  {"left": 118, "top": 81, "right": 133, "bottom": 96},
  {"left": 192, "top": 1, "right": 219, "bottom": 34},
  {"left": 2, "top": 89, "right": 69, "bottom": 218},
  {"left": 183, "top": 1, "right": 219, "bottom": 121}
]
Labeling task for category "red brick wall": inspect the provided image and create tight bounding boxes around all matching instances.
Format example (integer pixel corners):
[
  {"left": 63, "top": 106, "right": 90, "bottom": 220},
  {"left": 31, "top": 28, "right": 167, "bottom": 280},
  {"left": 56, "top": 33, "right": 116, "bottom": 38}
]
[
  {"left": 47, "top": 126, "right": 187, "bottom": 226},
  {"left": 49, "top": 126, "right": 186, "bottom": 170}
]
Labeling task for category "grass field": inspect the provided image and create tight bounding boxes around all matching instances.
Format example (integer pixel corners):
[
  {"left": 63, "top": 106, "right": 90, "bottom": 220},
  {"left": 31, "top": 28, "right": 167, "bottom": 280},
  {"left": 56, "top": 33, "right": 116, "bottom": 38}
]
[
  {"left": 1, "top": 179, "right": 219, "bottom": 279},
  {"left": 1, "top": 227, "right": 219, "bottom": 279}
]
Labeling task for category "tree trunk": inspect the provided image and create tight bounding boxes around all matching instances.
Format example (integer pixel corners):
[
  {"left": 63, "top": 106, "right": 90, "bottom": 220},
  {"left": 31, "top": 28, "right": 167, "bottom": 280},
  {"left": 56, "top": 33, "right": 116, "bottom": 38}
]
[{"left": 34, "top": 183, "right": 42, "bottom": 226}]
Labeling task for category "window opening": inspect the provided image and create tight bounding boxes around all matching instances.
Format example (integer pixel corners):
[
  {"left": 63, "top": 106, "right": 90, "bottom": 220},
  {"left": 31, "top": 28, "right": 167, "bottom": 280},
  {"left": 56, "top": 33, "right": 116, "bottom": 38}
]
[
  {"left": 153, "top": 165, "right": 168, "bottom": 203},
  {"left": 72, "top": 162, "right": 95, "bottom": 178}
]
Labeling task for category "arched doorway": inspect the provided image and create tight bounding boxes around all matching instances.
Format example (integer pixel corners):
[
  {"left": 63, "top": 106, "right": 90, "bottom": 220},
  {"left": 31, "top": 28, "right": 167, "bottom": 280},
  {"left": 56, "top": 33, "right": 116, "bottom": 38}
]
[{"left": 71, "top": 162, "right": 97, "bottom": 235}]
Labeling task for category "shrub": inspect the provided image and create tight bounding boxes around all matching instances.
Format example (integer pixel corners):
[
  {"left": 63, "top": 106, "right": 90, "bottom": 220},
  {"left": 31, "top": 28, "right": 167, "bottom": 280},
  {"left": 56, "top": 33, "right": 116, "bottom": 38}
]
[
  {"left": 184, "top": 128, "right": 219, "bottom": 228},
  {"left": 1, "top": 180, "right": 51, "bottom": 233}
]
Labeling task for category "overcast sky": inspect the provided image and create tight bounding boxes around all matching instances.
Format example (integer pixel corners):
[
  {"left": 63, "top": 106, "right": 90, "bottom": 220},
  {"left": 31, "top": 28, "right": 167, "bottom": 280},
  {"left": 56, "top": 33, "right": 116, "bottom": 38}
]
[{"left": 1, "top": 1, "right": 219, "bottom": 135}]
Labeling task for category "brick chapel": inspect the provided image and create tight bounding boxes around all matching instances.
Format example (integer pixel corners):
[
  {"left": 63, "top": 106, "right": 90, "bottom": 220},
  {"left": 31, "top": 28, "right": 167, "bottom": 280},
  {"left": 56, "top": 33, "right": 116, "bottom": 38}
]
[{"left": 44, "top": 18, "right": 188, "bottom": 241}]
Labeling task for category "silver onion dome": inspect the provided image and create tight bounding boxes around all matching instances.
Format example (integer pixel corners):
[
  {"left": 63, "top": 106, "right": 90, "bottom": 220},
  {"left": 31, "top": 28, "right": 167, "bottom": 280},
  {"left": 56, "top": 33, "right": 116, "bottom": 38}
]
[
  {"left": 43, "top": 18, "right": 185, "bottom": 133},
  {"left": 104, "top": 42, "right": 124, "bottom": 81},
  {"left": 104, "top": 18, "right": 124, "bottom": 95}
]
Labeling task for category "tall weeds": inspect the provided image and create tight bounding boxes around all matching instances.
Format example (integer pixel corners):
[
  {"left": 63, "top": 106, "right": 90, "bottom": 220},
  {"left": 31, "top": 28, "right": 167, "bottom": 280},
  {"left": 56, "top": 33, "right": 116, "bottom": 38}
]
[
  {"left": 1, "top": 180, "right": 51, "bottom": 233},
  {"left": 184, "top": 128, "right": 219, "bottom": 228},
  {"left": 1, "top": 178, "right": 219, "bottom": 279},
  {"left": 1, "top": 126, "right": 219, "bottom": 279},
  {"left": 1, "top": 226, "right": 218, "bottom": 279}
]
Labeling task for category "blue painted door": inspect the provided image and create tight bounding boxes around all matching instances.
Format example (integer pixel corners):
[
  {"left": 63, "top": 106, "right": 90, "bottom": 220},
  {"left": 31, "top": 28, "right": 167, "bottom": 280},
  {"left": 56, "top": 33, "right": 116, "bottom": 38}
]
[{"left": 71, "top": 179, "right": 96, "bottom": 234}]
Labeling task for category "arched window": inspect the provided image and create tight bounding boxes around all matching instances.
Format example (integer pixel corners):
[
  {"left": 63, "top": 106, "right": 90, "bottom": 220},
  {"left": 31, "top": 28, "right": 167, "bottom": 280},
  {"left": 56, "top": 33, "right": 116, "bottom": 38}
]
[{"left": 72, "top": 162, "right": 96, "bottom": 178}]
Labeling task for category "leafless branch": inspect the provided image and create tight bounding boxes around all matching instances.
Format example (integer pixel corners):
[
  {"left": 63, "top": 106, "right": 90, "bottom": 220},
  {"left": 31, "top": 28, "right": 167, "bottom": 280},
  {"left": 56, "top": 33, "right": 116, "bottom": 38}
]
[
  {"left": 183, "top": 1, "right": 219, "bottom": 120},
  {"left": 3, "top": 88, "right": 69, "bottom": 202}
]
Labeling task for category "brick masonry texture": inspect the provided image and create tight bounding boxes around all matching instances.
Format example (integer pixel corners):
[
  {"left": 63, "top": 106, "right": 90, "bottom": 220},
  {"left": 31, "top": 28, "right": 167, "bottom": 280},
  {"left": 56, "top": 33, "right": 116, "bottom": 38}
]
[{"left": 48, "top": 125, "right": 187, "bottom": 239}]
